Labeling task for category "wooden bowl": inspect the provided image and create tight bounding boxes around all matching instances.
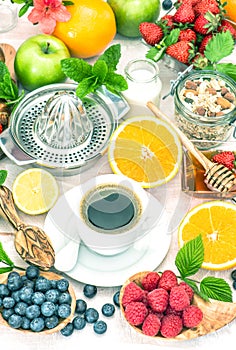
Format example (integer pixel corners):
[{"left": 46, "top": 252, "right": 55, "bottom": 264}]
[
  {"left": 120, "top": 271, "right": 236, "bottom": 340},
  {"left": 0, "top": 270, "right": 76, "bottom": 334}
]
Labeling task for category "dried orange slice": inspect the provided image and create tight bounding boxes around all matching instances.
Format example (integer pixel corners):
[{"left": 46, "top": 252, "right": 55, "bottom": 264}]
[
  {"left": 178, "top": 200, "right": 236, "bottom": 270},
  {"left": 108, "top": 116, "right": 182, "bottom": 188}
]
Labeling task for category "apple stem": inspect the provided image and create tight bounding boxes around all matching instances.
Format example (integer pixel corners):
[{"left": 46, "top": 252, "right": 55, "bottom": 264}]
[{"left": 45, "top": 42, "right": 50, "bottom": 54}]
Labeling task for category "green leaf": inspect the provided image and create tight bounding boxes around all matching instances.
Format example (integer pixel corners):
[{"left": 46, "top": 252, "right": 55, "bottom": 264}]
[
  {"left": 183, "top": 278, "right": 209, "bottom": 301},
  {"left": 215, "top": 63, "right": 236, "bottom": 81},
  {"left": 175, "top": 234, "right": 204, "bottom": 278},
  {"left": 200, "top": 277, "right": 233, "bottom": 302},
  {"left": 204, "top": 31, "right": 234, "bottom": 63},
  {"left": 146, "top": 46, "right": 166, "bottom": 62},
  {"left": 0, "top": 170, "right": 7, "bottom": 185},
  {"left": 0, "top": 266, "right": 13, "bottom": 274},
  {"left": 0, "top": 242, "right": 14, "bottom": 266},
  {"left": 62, "top": 1, "right": 74, "bottom": 5},
  {"left": 98, "top": 44, "right": 121, "bottom": 72},
  {"left": 61, "top": 58, "right": 92, "bottom": 83},
  {"left": 164, "top": 28, "right": 180, "bottom": 47},
  {"left": 92, "top": 60, "right": 108, "bottom": 84},
  {"left": 19, "top": 3, "right": 31, "bottom": 17},
  {"left": 0, "top": 62, "right": 9, "bottom": 82},
  {"left": 104, "top": 72, "right": 128, "bottom": 93},
  {"left": 76, "top": 77, "right": 98, "bottom": 100}
]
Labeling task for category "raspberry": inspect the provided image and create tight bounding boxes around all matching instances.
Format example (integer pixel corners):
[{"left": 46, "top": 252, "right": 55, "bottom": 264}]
[
  {"left": 147, "top": 288, "right": 169, "bottom": 313},
  {"left": 212, "top": 151, "right": 235, "bottom": 170},
  {"left": 122, "top": 282, "right": 145, "bottom": 307},
  {"left": 142, "top": 313, "right": 161, "bottom": 336},
  {"left": 158, "top": 270, "right": 178, "bottom": 291},
  {"left": 179, "top": 282, "right": 194, "bottom": 302},
  {"left": 182, "top": 305, "right": 203, "bottom": 328},
  {"left": 141, "top": 271, "right": 160, "bottom": 291},
  {"left": 124, "top": 301, "right": 148, "bottom": 326},
  {"left": 169, "top": 285, "right": 190, "bottom": 311},
  {"left": 164, "top": 304, "right": 182, "bottom": 317},
  {"left": 160, "top": 314, "right": 183, "bottom": 338}
]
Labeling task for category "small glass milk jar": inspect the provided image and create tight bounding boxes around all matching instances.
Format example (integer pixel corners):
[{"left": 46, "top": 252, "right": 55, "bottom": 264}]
[
  {"left": 174, "top": 70, "right": 236, "bottom": 150},
  {"left": 122, "top": 59, "right": 162, "bottom": 116},
  {"left": 0, "top": 0, "right": 18, "bottom": 33}
]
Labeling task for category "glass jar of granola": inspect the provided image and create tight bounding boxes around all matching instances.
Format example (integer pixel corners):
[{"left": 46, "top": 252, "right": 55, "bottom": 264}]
[{"left": 174, "top": 70, "right": 236, "bottom": 149}]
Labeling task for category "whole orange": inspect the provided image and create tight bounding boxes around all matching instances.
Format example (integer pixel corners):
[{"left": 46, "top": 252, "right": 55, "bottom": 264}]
[
  {"left": 223, "top": 0, "right": 236, "bottom": 24},
  {"left": 53, "top": 0, "right": 116, "bottom": 58}
]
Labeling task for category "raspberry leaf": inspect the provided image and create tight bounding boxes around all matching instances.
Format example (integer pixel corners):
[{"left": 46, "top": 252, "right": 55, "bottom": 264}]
[
  {"left": 200, "top": 277, "right": 233, "bottom": 302},
  {"left": 175, "top": 234, "right": 204, "bottom": 278},
  {"left": 0, "top": 242, "right": 14, "bottom": 267}
]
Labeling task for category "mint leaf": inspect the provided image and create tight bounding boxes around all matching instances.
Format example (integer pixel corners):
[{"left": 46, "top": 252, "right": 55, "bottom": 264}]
[
  {"left": 92, "top": 60, "right": 108, "bottom": 84},
  {"left": 61, "top": 58, "right": 92, "bottom": 82},
  {"left": 204, "top": 31, "right": 234, "bottom": 63},
  {"left": 164, "top": 28, "right": 180, "bottom": 47},
  {"left": 215, "top": 63, "right": 236, "bottom": 81},
  {"left": 76, "top": 77, "right": 98, "bottom": 99},
  {"left": 200, "top": 277, "right": 232, "bottom": 302},
  {"left": 0, "top": 170, "right": 7, "bottom": 185},
  {"left": 0, "top": 62, "right": 20, "bottom": 101},
  {"left": 146, "top": 46, "right": 166, "bottom": 62},
  {"left": 0, "top": 242, "right": 14, "bottom": 266},
  {"left": 175, "top": 234, "right": 204, "bottom": 278},
  {"left": 104, "top": 72, "right": 128, "bottom": 93},
  {"left": 98, "top": 44, "right": 121, "bottom": 72}
]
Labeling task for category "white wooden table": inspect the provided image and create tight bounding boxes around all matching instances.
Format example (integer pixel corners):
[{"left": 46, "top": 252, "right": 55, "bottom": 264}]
[{"left": 0, "top": 4, "right": 236, "bottom": 350}]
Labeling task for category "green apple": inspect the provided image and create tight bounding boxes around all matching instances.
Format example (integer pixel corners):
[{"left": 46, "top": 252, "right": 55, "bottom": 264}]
[
  {"left": 108, "top": 0, "right": 160, "bottom": 38},
  {"left": 14, "top": 34, "right": 70, "bottom": 91}
]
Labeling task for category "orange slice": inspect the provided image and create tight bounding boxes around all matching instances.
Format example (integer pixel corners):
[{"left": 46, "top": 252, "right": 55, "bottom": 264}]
[
  {"left": 178, "top": 200, "right": 236, "bottom": 270},
  {"left": 108, "top": 116, "right": 182, "bottom": 188}
]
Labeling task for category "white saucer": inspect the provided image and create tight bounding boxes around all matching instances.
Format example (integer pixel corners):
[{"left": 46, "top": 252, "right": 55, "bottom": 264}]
[{"left": 44, "top": 190, "right": 171, "bottom": 287}]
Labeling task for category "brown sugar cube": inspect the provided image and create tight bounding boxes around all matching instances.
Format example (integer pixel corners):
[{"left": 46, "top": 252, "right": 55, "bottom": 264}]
[{"left": 216, "top": 96, "right": 232, "bottom": 109}]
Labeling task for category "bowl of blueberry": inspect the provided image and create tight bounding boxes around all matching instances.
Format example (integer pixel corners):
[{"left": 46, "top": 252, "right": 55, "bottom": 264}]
[{"left": 0, "top": 266, "right": 76, "bottom": 334}]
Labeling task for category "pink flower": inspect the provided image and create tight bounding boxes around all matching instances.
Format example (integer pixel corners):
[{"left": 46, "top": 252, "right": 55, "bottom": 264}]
[{"left": 28, "top": 0, "right": 71, "bottom": 34}]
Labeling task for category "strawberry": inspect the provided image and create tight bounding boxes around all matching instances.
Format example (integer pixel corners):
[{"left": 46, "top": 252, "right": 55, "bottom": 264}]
[
  {"left": 179, "top": 29, "right": 197, "bottom": 43},
  {"left": 212, "top": 151, "right": 236, "bottom": 170},
  {"left": 160, "top": 15, "right": 174, "bottom": 29},
  {"left": 199, "top": 34, "right": 213, "bottom": 53},
  {"left": 0, "top": 124, "right": 2, "bottom": 134},
  {"left": 191, "top": 53, "right": 209, "bottom": 69},
  {"left": 193, "top": 0, "right": 220, "bottom": 16},
  {"left": 193, "top": 12, "right": 221, "bottom": 35},
  {"left": 166, "top": 41, "right": 194, "bottom": 64},
  {"left": 173, "top": 2, "right": 195, "bottom": 24},
  {"left": 139, "top": 22, "right": 164, "bottom": 46},
  {"left": 218, "top": 19, "right": 236, "bottom": 39}
]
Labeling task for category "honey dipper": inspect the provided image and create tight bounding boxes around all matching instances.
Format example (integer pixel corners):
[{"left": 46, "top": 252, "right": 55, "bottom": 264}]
[{"left": 147, "top": 101, "right": 236, "bottom": 193}]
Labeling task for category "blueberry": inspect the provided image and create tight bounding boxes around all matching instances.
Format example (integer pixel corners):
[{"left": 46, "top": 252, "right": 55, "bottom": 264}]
[
  {"left": 83, "top": 284, "right": 97, "bottom": 298},
  {"left": 31, "top": 291, "right": 46, "bottom": 305},
  {"left": 233, "top": 280, "right": 236, "bottom": 290},
  {"left": 19, "top": 286, "right": 34, "bottom": 304},
  {"left": 0, "top": 283, "right": 10, "bottom": 297},
  {"left": 45, "top": 289, "right": 60, "bottom": 303},
  {"left": 26, "top": 265, "right": 40, "bottom": 280},
  {"left": 93, "top": 320, "right": 107, "bottom": 334},
  {"left": 8, "top": 314, "right": 23, "bottom": 329},
  {"left": 58, "top": 292, "right": 72, "bottom": 305},
  {"left": 73, "top": 315, "right": 86, "bottom": 330},
  {"left": 26, "top": 304, "right": 41, "bottom": 319},
  {"left": 0, "top": 297, "right": 2, "bottom": 307},
  {"left": 84, "top": 308, "right": 99, "bottom": 323},
  {"left": 60, "top": 322, "right": 74, "bottom": 336},
  {"left": 45, "top": 315, "right": 59, "bottom": 329},
  {"left": 14, "top": 301, "right": 28, "bottom": 316},
  {"left": 162, "top": 0, "right": 173, "bottom": 11},
  {"left": 113, "top": 291, "right": 120, "bottom": 307},
  {"left": 11, "top": 290, "right": 21, "bottom": 302},
  {"left": 2, "top": 308, "right": 14, "bottom": 320},
  {"left": 22, "top": 278, "right": 35, "bottom": 289},
  {"left": 50, "top": 280, "right": 58, "bottom": 289},
  {"left": 30, "top": 317, "right": 45, "bottom": 332},
  {"left": 7, "top": 272, "right": 23, "bottom": 291},
  {"left": 57, "top": 303, "right": 71, "bottom": 318},
  {"left": 3, "top": 297, "right": 15, "bottom": 309},
  {"left": 21, "top": 316, "right": 30, "bottom": 330},
  {"left": 57, "top": 279, "right": 69, "bottom": 292},
  {"left": 102, "top": 303, "right": 115, "bottom": 317},
  {"left": 41, "top": 301, "right": 56, "bottom": 317},
  {"left": 35, "top": 276, "right": 51, "bottom": 292},
  {"left": 231, "top": 269, "right": 236, "bottom": 280},
  {"left": 75, "top": 299, "right": 87, "bottom": 314}
]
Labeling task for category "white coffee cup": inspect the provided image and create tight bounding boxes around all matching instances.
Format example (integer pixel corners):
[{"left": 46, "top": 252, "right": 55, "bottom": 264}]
[{"left": 69, "top": 174, "right": 153, "bottom": 256}]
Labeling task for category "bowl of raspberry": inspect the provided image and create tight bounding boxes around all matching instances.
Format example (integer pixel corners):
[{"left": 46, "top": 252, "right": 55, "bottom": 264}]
[
  {"left": 0, "top": 266, "right": 76, "bottom": 334},
  {"left": 119, "top": 270, "right": 236, "bottom": 340}
]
